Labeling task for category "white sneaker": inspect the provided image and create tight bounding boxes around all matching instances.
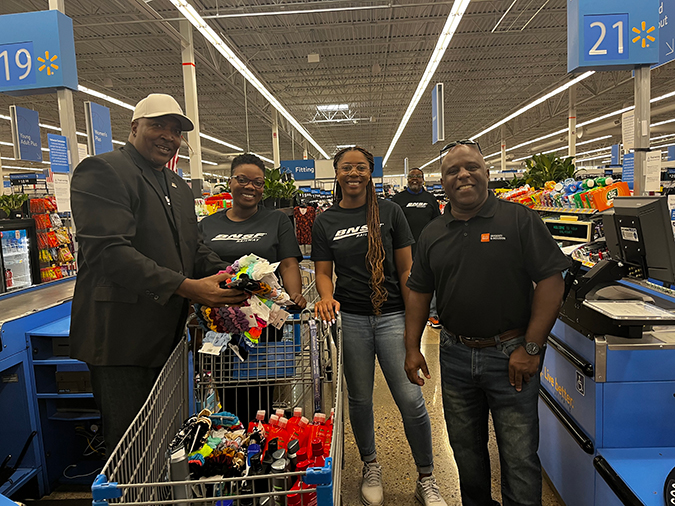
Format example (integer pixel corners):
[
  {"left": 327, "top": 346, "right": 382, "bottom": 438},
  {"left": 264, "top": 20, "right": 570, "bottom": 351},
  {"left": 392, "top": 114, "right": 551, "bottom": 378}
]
[
  {"left": 415, "top": 475, "right": 447, "bottom": 506},
  {"left": 360, "top": 461, "right": 384, "bottom": 506}
]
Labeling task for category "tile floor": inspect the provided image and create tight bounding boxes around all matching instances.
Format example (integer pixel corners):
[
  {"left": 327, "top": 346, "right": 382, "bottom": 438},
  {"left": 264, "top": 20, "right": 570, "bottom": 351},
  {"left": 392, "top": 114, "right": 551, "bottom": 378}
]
[{"left": 338, "top": 326, "right": 565, "bottom": 506}]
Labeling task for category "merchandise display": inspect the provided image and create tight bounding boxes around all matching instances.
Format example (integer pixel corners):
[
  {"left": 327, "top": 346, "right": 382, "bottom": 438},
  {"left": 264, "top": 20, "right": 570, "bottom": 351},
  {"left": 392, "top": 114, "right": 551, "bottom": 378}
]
[{"left": 29, "top": 197, "right": 76, "bottom": 282}]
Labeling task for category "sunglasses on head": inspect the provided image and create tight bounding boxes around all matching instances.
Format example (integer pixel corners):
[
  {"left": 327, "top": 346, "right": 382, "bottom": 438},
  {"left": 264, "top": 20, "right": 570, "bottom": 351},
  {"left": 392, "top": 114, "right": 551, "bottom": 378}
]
[{"left": 439, "top": 139, "right": 482, "bottom": 169}]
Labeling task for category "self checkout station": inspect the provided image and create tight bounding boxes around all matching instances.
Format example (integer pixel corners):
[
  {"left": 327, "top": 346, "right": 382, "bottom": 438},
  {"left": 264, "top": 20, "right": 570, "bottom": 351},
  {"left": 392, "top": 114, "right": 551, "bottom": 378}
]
[{"left": 538, "top": 2, "right": 675, "bottom": 505}]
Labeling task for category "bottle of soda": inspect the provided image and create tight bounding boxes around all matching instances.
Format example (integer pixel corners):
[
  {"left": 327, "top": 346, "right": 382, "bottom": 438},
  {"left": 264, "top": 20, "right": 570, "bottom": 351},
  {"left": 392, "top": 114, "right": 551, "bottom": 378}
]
[
  {"left": 248, "top": 410, "right": 266, "bottom": 434},
  {"left": 286, "top": 407, "right": 303, "bottom": 432},
  {"left": 288, "top": 416, "right": 309, "bottom": 447},
  {"left": 323, "top": 408, "right": 334, "bottom": 457},
  {"left": 305, "top": 413, "right": 326, "bottom": 452},
  {"left": 310, "top": 439, "right": 325, "bottom": 468}
]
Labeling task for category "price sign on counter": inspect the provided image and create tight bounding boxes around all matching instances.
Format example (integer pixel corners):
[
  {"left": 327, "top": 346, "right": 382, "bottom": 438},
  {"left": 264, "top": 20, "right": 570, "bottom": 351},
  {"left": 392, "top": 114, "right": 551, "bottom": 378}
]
[{"left": 569, "top": 0, "right": 659, "bottom": 71}]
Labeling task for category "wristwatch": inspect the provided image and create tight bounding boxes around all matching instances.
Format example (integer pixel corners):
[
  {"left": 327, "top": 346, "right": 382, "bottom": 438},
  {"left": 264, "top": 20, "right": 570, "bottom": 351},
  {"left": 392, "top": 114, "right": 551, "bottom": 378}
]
[{"left": 525, "top": 341, "right": 543, "bottom": 356}]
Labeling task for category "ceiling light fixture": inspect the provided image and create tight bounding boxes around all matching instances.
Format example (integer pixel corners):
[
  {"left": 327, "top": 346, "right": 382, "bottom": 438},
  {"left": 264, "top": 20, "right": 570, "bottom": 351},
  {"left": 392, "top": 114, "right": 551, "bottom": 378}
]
[
  {"left": 317, "top": 104, "right": 349, "bottom": 112},
  {"left": 471, "top": 71, "right": 595, "bottom": 141},
  {"left": 169, "top": 0, "right": 329, "bottom": 159},
  {"left": 382, "top": 0, "right": 472, "bottom": 167},
  {"left": 482, "top": 87, "right": 675, "bottom": 161},
  {"left": 491, "top": 0, "right": 518, "bottom": 33}
]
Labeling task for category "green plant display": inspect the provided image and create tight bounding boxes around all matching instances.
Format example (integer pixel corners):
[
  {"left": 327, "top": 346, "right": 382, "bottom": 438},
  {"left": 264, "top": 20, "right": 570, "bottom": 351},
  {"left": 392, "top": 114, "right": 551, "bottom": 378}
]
[
  {"left": 0, "top": 193, "right": 29, "bottom": 217},
  {"left": 523, "top": 153, "right": 579, "bottom": 189},
  {"left": 263, "top": 168, "right": 297, "bottom": 200}
]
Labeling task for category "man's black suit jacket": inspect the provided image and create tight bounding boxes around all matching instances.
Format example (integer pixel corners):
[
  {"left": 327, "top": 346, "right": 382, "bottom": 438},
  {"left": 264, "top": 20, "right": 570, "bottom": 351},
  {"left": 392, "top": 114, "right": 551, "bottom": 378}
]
[{"left": 69, "top": 142, "right": 226, "bottom": 367}]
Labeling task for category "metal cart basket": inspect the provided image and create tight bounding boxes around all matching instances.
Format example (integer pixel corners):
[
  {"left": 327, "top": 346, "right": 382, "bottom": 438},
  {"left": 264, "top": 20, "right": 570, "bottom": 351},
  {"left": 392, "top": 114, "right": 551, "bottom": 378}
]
[{"left": 92, "top": 308, "right": 343, "bottom": 506}]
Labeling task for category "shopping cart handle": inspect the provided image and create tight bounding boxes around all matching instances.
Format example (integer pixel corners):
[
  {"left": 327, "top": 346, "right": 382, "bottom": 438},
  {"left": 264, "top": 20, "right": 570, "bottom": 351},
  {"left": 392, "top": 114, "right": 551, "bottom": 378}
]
[
  {"left": 304, "top": 457, "right": 333, "bottom": 485},
  {"left": 91, "top": 474, "right": 123, "bottom": 504}
]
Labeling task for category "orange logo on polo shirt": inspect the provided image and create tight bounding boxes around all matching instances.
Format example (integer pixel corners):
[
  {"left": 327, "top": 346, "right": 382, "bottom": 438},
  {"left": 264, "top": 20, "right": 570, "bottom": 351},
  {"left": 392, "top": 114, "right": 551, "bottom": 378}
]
[{"left": 481, "top": 233, "right": 507, "bottom": 242}]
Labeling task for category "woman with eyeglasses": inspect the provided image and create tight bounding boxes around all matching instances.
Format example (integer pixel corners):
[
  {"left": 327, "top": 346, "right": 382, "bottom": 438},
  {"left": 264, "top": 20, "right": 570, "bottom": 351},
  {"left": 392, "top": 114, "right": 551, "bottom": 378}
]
[
  {"left": 198, "top": 153, "right": 306, "bottom": 423},
  {"left": 312, "top": 147, "right": 446, "bottom": 506},
  {"left": 199, "top": 153, "right": 306, "bottom": 309}
]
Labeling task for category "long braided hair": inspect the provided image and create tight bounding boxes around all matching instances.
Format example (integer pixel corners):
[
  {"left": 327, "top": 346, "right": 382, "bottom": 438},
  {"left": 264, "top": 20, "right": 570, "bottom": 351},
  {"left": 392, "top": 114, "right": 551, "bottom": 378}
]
[{"left": 333, "top": 146, "right": 388, "bottom": 314}]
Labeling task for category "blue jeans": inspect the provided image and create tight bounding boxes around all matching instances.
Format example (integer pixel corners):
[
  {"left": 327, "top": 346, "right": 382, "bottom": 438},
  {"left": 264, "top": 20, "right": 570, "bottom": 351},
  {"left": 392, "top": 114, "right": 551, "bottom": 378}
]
[
  {"left": 439, "top": 329, "right": 542, "bottom": 506},
  {"left": 341, "top": 311, "right": 434, "bottom": 473}
]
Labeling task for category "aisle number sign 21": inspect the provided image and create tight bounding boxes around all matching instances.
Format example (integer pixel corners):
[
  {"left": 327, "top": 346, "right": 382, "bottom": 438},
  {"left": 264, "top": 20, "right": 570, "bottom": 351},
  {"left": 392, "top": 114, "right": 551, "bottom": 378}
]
[
  {"left": 568, "top": 0, "right": 659, "bottom": 72},
  {"left": 0, "top": 10, "right": 77, "bottom": 94}
]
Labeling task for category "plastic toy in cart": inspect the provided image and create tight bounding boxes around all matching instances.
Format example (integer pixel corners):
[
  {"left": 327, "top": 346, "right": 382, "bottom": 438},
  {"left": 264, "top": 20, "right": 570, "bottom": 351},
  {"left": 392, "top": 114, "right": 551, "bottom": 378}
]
[{"left": 194, "top": 254, "right": 292, "bottom": 358}]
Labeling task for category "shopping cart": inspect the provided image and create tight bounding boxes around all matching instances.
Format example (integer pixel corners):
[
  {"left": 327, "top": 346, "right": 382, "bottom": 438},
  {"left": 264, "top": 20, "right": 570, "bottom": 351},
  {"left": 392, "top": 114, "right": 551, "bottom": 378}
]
[{"left": 91, "top": 309, "right": 343, "bottom": 506}]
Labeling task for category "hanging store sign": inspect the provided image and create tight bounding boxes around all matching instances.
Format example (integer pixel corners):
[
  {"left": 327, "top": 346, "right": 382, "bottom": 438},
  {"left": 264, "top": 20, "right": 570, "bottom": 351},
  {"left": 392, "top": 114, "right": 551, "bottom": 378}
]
[
  {"left": 280, "top": 160, "right": 315, "bottom": 181},
  {"left": 10, "top": 105, "right": 42, "bottom": 162},
  {"left": 655, "top": 0, "right": 675, "bottom": 68},
  {"left": 47, "top": 134, "right": 70, "bottom": 173},
  {"left": 568, "top": 0, "right": 659, "bottom": 72},
  {"left": 0, "top": 10, "right": 78, "bottom": 94},
  {"left": 84, "top": 101, "right": 113, "bottom": 155},
  {"left": 432, "top": 83, "right": 445, "bottom": 145},
  {"left": 373, "top": 157, "right": 383, "bottom": 178}
]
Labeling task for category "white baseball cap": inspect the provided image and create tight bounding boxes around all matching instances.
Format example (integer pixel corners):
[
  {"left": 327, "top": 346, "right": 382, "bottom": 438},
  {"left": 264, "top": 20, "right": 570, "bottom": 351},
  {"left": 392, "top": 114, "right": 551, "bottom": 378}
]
[{"left": 132, "top": 93, "right": 194, "bottom": 132}]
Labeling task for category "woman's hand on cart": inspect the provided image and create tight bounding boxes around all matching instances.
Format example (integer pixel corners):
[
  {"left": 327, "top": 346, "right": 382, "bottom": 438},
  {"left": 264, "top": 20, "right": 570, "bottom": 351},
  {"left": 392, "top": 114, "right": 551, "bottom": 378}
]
[
  {"left": 315, "top": 297, "right": 340, "bottom": 325},
  {"left": 176, "top": 272, "right": 248, "bottom": 307},
  {"left": 288, "top": 292, "right": 308, "bottom": 310}
]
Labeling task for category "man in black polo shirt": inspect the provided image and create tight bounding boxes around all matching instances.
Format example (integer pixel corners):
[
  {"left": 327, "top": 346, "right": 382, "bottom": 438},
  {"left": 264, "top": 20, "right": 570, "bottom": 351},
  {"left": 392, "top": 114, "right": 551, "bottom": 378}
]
[
  {"left": 392, "top": 168, "right": 441, "bottom": 328},
  {"left": 404, "top": 142, "right": 569, "bottom": 506}
]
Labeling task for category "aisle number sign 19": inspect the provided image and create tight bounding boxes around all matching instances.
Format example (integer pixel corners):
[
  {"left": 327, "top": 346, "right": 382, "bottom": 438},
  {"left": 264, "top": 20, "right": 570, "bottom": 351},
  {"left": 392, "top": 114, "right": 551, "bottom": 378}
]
[
  {"left": 0, "top": 10, "right": 77, "bottom": 94},
  {"left": 568, "top": 0, "right": 659, "bottom": 72}
]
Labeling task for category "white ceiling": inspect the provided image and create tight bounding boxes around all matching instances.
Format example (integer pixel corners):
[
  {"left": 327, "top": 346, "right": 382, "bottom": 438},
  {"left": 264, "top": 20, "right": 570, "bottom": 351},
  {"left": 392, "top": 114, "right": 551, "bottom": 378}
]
[{"left": 1, "top": 0, "right": 674, "bottom": 179}]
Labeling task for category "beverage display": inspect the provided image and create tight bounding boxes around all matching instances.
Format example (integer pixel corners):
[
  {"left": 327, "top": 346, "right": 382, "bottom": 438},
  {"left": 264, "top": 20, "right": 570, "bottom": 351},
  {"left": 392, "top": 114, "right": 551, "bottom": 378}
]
[{"left": 1, "top": 228, "right": 33, "bottom": 291}]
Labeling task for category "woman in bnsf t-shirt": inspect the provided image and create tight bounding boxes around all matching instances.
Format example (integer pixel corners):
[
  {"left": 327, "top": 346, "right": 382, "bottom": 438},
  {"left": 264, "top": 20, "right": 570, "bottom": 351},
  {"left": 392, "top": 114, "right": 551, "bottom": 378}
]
[
  {"left": 198, "top": 153, "right": 306, "bottom": 423},
  {"left": 311, "top": 147, "right": 445, "bottom": 506}
]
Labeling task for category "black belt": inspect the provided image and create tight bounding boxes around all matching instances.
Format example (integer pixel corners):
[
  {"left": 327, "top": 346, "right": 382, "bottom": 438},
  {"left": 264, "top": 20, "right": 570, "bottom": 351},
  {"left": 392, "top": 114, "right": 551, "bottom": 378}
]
[{"left": 443, "top": 328, "right": 526, "bottom": 349}]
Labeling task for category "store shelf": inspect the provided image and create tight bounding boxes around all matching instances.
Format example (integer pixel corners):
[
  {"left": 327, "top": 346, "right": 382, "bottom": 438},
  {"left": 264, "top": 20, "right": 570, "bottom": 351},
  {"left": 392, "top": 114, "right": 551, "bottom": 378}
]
[
  {"left": 33, "top": 357, "right": 80, "bottom": 365},
  {"left": 36, "top": 393, "right": 93, "bottom": 399},
  {"left": 533, "top": 206, "right": 598, "bottom": 215},
  {"left": 48, "top": 411, "right": 100, "bottom": 422},
  {"left": 28, "top": 316, "right": 70, "bottom": 337}
]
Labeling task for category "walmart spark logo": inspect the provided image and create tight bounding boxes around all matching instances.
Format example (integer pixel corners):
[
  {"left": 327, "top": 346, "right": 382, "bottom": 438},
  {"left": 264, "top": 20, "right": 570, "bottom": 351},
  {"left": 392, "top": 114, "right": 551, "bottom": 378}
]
[
  {"left": 37, "top": 51, "right": 59, "bottom": 76},
  {"left": 632, "top": 21, "right": 656, "bottom": 48}
]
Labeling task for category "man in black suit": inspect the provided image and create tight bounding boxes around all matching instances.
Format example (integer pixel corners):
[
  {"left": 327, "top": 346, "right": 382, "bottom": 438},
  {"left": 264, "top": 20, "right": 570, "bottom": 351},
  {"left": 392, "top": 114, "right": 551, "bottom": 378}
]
[{"left": 69, "top": 93, "right": 246, "bottom": 454}]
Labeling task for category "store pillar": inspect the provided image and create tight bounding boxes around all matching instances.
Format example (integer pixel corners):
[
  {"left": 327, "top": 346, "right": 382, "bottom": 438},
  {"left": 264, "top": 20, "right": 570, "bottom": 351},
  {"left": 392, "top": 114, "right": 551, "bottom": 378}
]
[
  {"left": 180, "top": 20, "right": 204, "bottom": 198},
  {"left": 48, "top": 0, "right": 79, "bottom": 174},
  {"left": 568, "top": 84, "right": 577, "bottom": 157},
  {"left": 500, "top": 125, "right": 507, "bottom": 171},
  {"left": 272, "top": 110, "right": 280, "bottom": 167},
  {"left": 633, "top": 65, "right": 651, "bottom": 196}
]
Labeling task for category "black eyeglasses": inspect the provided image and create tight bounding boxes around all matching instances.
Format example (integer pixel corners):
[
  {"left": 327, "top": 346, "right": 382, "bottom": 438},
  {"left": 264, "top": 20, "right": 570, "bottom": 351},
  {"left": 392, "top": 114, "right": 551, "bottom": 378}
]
[
  {"left": 408, "top": 174, "right": 423, "bottom": 180},
  {"left": 231, "top": 175, "right": 265, "bottom": 189}
]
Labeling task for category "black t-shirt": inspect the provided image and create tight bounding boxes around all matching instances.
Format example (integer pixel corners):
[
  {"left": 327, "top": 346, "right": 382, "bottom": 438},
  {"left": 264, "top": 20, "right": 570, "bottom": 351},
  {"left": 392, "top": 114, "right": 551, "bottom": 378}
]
[
  {"left": 407, "top": 192, "right": 571, "bottom": 337},
  {"left": 311, "top": 199, "right": 414, "bottom": 315},
  {"left": 198, "top": 207, "right": 302, "bottom": 265},
  {"left": 391, "top": 189, "right": 440, "bottom": 255}
]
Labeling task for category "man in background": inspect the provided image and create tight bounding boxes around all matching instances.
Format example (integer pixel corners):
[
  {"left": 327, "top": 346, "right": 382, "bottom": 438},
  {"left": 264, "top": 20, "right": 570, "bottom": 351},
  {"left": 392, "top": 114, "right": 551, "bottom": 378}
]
[{"left": 392, "top": 167, "right": 441, "bottom": 327}]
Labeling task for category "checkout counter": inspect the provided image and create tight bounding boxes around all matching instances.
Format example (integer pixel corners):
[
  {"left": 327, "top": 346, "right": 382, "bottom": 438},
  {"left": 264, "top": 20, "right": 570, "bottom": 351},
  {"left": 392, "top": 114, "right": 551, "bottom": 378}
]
[
  {"left": 540, "top": 196, "right": 675, "bottom": 506},
  {"left": 0, "top": 279, "right": 86, "bottom": 498}
]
